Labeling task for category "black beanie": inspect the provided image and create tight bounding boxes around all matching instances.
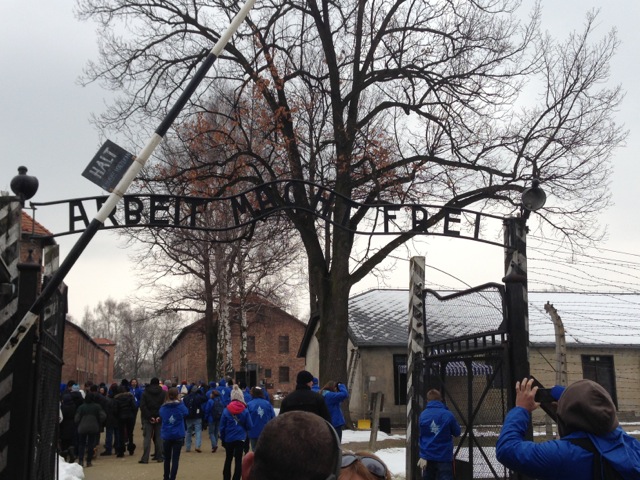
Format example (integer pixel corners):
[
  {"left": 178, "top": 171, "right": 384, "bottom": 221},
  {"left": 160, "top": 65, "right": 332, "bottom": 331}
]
[{"left": 296, "top": 370, "right": 314, "bottom": 385}]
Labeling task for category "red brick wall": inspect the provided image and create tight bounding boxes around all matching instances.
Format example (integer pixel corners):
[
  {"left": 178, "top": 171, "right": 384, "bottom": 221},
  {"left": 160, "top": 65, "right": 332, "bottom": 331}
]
[
  {"left": 161, "top": 302, "right": 307, "bottom": 393},
  {"left": 61, "top": 322, "right": 111, "bottom": 386}
]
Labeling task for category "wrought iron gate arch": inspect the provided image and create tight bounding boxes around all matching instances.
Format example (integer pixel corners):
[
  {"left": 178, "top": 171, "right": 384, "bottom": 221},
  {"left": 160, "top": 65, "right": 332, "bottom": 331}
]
[{"left": 421, "top": 283, "right": 512, "bottom": 480}]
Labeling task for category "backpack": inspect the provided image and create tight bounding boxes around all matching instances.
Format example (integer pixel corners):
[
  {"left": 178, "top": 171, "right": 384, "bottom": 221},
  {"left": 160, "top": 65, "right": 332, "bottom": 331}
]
[
  {"left": 212, "top": 397, "right": 224, "bottom": 421},
  {"left": 568, "top": 438, "right": 624, "bottom": 480},
  {"left": 184, "top": 393, "right": 202, "bottom": 419}
]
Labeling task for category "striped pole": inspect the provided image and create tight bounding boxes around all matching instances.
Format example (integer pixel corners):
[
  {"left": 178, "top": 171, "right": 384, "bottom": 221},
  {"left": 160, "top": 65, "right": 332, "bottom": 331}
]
[
  {"left": 0, "top": 0, "right": 256, "bottom": 372},
  {"left": 0, "top": 198, "right": 21, "bottom": 474},
  {"left": 406, "top": 256, "right": 425, "bottom": 480}
]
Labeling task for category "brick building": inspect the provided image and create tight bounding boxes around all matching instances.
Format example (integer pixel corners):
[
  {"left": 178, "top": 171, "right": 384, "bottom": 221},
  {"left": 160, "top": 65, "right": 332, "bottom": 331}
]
[
  {"left": 61, "top": 321, "right": 114, "bottom": 386},
  {"left": 161, "top": 296, "right": 307, "bottom": 395}
]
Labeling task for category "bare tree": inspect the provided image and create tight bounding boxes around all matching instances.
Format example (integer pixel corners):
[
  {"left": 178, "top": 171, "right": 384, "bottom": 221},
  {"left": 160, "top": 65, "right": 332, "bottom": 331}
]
[{"left": 77, "top": 0, "right": 626, "bottom": 385}]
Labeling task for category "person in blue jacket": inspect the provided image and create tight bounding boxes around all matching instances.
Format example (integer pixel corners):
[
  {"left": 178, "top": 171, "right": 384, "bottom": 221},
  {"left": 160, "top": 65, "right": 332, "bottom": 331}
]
[
  {"left": 159, "top": 387, "right": 188, "bottom": 480},
  {"left": 311, "top": 377, "right": 320, "bottom": 392},
  {"left": 220, "top": 385, "right": 253, "bottom": 480},
  {"left": 129, "top": 378, "right": 143, "bottom": 408},
  {"left": 496, "top": 377, "right": 640, "bottom": 479},
  {"left": 418, "top": 389, "right": 461, "bottom": 480},
  {"left": 247, "top": 386, "right": 276, "bottom": 451},
  {"left": 203, "top": 389, "right": 224, "bottom": 453},
  {"left": 217, "top": 378, "right": 232, "bottom": 406},
  {"left": 320, "top": 380, "right": 349, "bottom": 441}
]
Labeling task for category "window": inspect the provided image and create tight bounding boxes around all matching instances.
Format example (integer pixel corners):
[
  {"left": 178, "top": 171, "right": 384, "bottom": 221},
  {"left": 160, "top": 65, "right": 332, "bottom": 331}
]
[
  {"left": 393, "top": 355, "right": 407, "bottom": 405},
  {"left": 278, "top": 335, "right": 289, "bottom": 354},
  {"left": 279, "top": 366, "right": 290, "bottom": 383},
  {"left": 582, "top": 355, "right": 618, "bottom": 407},
  {"left": 264, "top": 369, "right": 272, "bottom": 379},
  {"left": 247, "top": 336, "right": 256, "bottom": 353}
]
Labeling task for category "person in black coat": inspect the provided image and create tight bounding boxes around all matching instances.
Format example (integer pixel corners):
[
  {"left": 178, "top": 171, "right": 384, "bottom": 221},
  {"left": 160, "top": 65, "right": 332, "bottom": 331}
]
[
  {"left": 139, "top": 377, "right": 167, "bottom": 463},
  {"left": 59, "top": 381, "right": 83, "bottom": 462},
  {"left": 101, "top": 382, "right": 120, "bottom": 456},
  {"left": 279, "top": 370, "right": 331, "bottom": 422},
  {"left": 114, "top": 385, "right": 137, "bottom": 457}
]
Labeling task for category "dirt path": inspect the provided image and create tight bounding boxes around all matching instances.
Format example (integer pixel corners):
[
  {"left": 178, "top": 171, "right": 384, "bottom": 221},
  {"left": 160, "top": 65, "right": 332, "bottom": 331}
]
[
  {"left": 82, "top": 443, "right": 227, "bottom": 480},
  {"left": 79, "top": 436, "right": 405, "bottom": 479}
]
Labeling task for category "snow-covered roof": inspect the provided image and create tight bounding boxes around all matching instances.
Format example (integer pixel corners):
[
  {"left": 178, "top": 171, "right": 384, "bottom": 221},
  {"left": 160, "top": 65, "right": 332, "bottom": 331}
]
[{"left": 348, "top": 289, "right": 640, "bottom": 347}]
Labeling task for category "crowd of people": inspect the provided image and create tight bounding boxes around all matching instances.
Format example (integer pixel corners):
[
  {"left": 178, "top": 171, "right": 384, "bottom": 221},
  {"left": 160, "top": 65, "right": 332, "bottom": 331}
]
[
  {"left": 58, "top": 369, "right": 366, "bottom": 480},
  {"left": 62, "top": 369, "right": 639, "bottom": 480}
]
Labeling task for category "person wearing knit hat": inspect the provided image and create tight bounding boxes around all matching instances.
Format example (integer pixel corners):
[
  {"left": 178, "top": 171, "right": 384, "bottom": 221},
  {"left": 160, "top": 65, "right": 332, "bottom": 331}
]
[
  {"left": 279, "top": 370, "right": 331, "bottom": 422},
  {"left": 496, "top": 377, "right": 640, "bottom": 479},
  {"left": 220, "top": 385, "right": 253, "bottom": 480},
  {"left": 230, "top": 384, "right": 246, "bottom": 404}
]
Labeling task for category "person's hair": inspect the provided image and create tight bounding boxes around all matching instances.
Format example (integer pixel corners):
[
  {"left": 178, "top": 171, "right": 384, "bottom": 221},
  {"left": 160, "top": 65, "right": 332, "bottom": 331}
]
[
  {"left": 211, "top": 390, "right": 220, "bottom": 398},
  {"left": 117, "top": 385, "right": 128, "bottom": 394},
  {"left": 322, "top": 381, "right": 337, "bottom": 392},
  {"left": 248, "top": 411, "right": 340, "bottom": 480},
  {"left": 89, "top": 384, "right": 99, "bottom": 392},
  {"left": 250, "top": 386, "right": 264, "bottom": 398},
  {"left": 166, "top": 387, "right": 179, "bottom": 402},
  {"left": 339, "top": 451, "right": 391, "bottom": 480},
  {"left": 426, "top": 389, "right": 442, "bottom": 402}
]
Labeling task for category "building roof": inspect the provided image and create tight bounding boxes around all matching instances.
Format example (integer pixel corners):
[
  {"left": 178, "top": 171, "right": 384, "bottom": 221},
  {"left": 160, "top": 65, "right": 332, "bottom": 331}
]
[
  {"left": 347, "top": 289, "right": 640, "bottom": 348},
  {"left": 348, "top": 289, "right": 410, "bottom": 347},
  {"left": 21, "top": 211, "right": 54, "bottom": 237}
]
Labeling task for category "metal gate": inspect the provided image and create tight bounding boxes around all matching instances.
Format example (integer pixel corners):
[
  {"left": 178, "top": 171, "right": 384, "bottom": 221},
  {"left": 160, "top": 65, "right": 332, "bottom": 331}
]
[
  {"left": 422, "top": 284, "right": 511, "bottom": 480},
  {"left": 32, "top": 283, "right": 67, "bottom": 480}
]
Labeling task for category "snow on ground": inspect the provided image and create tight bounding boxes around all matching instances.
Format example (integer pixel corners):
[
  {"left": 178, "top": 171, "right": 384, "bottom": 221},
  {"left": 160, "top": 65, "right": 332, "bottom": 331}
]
[{"left": 58, "top": 456, "right": 84, "bottom": 480}]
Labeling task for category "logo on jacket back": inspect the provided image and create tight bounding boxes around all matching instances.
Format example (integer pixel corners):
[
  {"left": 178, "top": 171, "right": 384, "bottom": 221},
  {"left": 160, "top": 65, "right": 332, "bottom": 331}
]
[{"left": 430, "top": 420, "right": 440, "bottom": 435}]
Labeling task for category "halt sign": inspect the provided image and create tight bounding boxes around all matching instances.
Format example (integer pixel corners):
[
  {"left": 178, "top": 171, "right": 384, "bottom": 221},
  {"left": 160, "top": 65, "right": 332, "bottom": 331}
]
[{"left": 82, "top": 140, "right": 135, "bottom": 192}]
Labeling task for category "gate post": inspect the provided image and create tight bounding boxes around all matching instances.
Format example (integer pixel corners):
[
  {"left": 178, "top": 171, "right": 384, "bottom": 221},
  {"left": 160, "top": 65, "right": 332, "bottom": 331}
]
[
  {"left": 407, "top": 257, "right": 425, "bottom": 480},
  {"left": 503, "top": 217, "right": 531, "bottom": 399}
]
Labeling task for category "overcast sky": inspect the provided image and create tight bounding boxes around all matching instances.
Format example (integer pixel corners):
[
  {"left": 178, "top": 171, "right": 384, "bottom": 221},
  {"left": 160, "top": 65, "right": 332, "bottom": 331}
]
[{"left": 2, "top": 0, "right": 639, "bottom": 321}]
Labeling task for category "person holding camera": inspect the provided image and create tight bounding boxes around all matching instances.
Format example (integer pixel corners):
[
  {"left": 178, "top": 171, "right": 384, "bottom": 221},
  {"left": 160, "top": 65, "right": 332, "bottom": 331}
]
[
  {"left": 496, "top": 377, "right": 640, "bottom": 479},
  {"left": 321, "top": 380, "right": 350, "bottom": 442}
]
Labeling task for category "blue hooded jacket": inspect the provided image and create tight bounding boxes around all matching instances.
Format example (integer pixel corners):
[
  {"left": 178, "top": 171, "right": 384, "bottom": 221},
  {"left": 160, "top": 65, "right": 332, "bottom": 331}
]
[
  {"left": 497, "top": 379, "right": 640, "bottom": 479},
  {"left": 419, "top": 400, "right": 461, "bottom": 462},
  {"left": 247, "top": 397, "right": 276, "bottom": 439},
  {"left": 321, "top": 383, "right": 349, "bottom": 428},
  {"left": 159, "top": 401, "right": 188, "bottom": 441},
  {"left": 216, "top": 380, "right": 231, "bottom": 406},
  {"left": 497, "top": 406, "right": 640, "bottom": 479},
  {"left": 220, "top": 400, "right": 253, "bottom": 444}
]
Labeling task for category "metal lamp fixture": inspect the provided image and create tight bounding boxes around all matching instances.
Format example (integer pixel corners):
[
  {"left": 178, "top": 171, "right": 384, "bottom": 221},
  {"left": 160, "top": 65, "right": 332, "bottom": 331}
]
[{"left": 521, "top": 179, "right": 546, "bottom": 215}]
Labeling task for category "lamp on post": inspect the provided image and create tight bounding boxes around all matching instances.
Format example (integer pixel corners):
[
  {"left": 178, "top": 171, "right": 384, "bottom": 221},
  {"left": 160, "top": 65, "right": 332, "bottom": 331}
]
[{"left": 520, "top": 179, "right": 546, "bottom": 220}]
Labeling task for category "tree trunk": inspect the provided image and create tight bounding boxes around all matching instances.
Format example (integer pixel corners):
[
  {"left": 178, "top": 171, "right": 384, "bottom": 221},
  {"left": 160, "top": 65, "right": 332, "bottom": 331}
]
[
  {"left": 316, "top": 263, "right": 351, "bottom": 387},
  {"left": 203, "top": 258, "right": 219, "bottom": 382}
]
